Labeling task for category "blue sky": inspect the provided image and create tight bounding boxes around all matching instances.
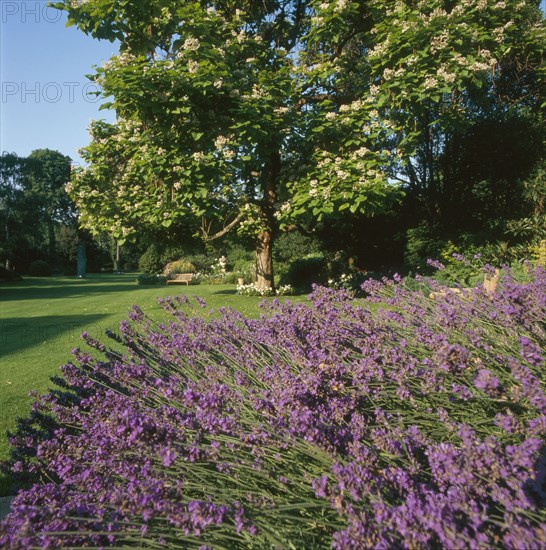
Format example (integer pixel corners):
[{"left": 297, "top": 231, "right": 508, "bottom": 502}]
[
  {"left": 1, "top": 1, "right": 545, "bottom": 165},
  {"left": 1, "top": 1, "right": 118, "bottom": 165}
]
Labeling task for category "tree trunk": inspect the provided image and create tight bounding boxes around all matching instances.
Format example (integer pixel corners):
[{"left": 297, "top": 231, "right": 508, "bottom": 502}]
[
  {"left": 254, "top": 148, "right": 280, "bottom": 291},
  {"left": 4, "top": 209, "right": 11, "bottom": 270},
  {"left": 48, "top": 220, "right": 56, "bottom": 264},
  {"left": 113, "top": 242, "right": 122, "bottom": 273},
  {"left": 76, "top": 242, "right": 87, "bottom": 278},
  {"left": 255, "top": 229, "right": 274, "bottom": 290}
]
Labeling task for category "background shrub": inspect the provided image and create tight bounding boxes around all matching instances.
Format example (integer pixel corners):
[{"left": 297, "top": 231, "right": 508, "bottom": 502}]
[
  {"left": 222, "top": 271, "right": 241, "bottom": 284},
  {"left": 532, "top": 239, "right": 546, "bottom": 267},
  {"left": 159, "top": 245, "right": 188, "bottom": 266},
  {"left": 232, "top": 259, "right": 255, "bottom": 279},
  {"left": 404, "top": 222, "right": 446, "bottom": 272},
  {"left": 274, "top": 233, "right": 322, "bottom": 265},
  {"left": 118, "top": 241, "right": 142, "bottom": 272},
  {"left": 185, "top": 254, "right": 211, "bottom": 274},
  {"left": 280, "top": 253, "right": 328, "bottom": 290},
  {"left": 224, "top": 244, "right": 254, "bottom": 268},
  {"left": 28, "top": 260, "right": 52, "bottom": 277},
  {"left": 274, "top": 233, "right": 321, "bottom": 283},
  {"left": 199, "top": 273, "right": 233, "bottom": 285},
  {"left": 138, "top": 245, "right": 163, "bottom": 274},
  {"left": 136, "top": 274, "right": 167, "bottom": 285},
  {"left": 0, "top": 266, "right": 22, "bottom": 282}
]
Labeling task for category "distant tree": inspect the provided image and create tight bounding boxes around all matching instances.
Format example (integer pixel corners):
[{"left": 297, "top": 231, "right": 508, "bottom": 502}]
[
  {"left": 25, "top": 149, "right": 75, "bottom": 260},
  {"left": 0, "top": 150, "right": 75, "bottom": 272},
  {"left": 0, "top": 153, "right": 26, "bottom": 269},
  {"left": 57, "top": 225, "right": 79, "bottom": 266}
]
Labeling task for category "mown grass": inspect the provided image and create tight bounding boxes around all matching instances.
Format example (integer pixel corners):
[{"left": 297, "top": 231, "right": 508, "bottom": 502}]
[{"left": 0, "top": 273, "right": 308, "bottom": 496}]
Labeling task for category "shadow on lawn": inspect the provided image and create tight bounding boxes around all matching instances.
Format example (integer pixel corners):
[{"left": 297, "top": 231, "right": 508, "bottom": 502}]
[
  {"left": 0, "top": 314, "right": 108, "bottom": 359},
  {"left": 0, "top": 274, "right": 140, "bottom": 303}
]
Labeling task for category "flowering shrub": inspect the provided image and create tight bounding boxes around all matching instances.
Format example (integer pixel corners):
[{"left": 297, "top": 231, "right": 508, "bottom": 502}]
[
  {"left": 236, "top": 283, "right": 295, "bottom": 296},
  {"left": 327, "top": 271, "right": 363, "bottom": 297},
  {"left": 531, "top": 239, "right": 546, "bottom": 267},
  {"left": 207, "top": 256, "right": 228, "bottom": 275},
  {"left": 2, "top": 267, "right": 546, "bottom": 548},
  {"left": 276, "top": 284, "right": 295, "bottom": 296}
]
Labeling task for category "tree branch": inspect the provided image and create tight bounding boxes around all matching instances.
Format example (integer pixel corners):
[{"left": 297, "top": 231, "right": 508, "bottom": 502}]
[
  {"left": 282, "top": 223, "right": 315, "bottom": 237},
  {"left": 295, "top": 93, "right": 353, "bottom": 110},
  {"left": 201, "top": 211, "right": 245, "bottom": 241}
]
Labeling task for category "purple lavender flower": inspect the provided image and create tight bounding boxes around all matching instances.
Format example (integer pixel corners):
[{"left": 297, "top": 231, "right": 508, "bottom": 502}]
[
  {"left": 474, "top": 368, "right": 501, "bottom": 394},
  {"left": 2, "top": 265, "right": 545, "bottom": 548},
  {"left": 519, "top": 336, "right": 544, "bottom": 368},
  {"left": 494, "top": 412, "right": 519, "bottom": 434}
]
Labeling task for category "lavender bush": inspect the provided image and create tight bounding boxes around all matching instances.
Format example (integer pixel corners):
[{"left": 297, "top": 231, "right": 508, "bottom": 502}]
[{"left": 1, "top": 266, "right": 545, "bottom": 548}]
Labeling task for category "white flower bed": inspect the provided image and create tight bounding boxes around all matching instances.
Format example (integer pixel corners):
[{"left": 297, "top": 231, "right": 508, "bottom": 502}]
[{"left": 236, "top": 283, "right": 295, "bottom": 296}]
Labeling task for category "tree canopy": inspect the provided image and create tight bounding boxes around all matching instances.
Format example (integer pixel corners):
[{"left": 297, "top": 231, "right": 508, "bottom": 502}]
[
  {"left": 58, "top": 0, "right": 546, "bottom": 288},
  {"left": 0, "top": 150, "right": 74, "bottom": 271}
]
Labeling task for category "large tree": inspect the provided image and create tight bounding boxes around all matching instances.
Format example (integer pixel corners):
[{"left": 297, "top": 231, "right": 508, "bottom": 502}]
[
  {"left": 26, "top": 149, "right": 75, "bottom": 259},
  {"left": 0, "top": 150, "right": 74, "bottom": 271},
  {"left": 58, "top": 0, "right": 545, "bottom": 289},
  {"left": 0, "top": 153, "right": 27, "bottom": 269}
]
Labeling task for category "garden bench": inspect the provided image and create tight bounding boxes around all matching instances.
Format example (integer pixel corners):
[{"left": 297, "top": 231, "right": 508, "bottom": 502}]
[{"left": 166, "top": 273, "right": 193, "bottom": 285}]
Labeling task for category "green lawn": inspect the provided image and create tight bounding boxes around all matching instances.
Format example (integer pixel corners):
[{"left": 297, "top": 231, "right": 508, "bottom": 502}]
[{"left": 0, "top": 274, "right": 308, "bottom": 496}]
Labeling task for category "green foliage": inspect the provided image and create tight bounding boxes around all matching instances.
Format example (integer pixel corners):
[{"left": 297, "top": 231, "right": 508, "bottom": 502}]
[
  {"left": 220, "top": 271, "right": 239, "bottom": 284},
  {"left": 280, "top": 254, "right": 328, "bottom": 291},
  {"left": 185, "top": 254, "right": 212, "bottom": 274},
  {"left": 138, "top": 244, "right": 163, "bottom": 274},
  {"left": 274, "top": 233, "right": 319, "bottom": 262},
  {"left": 439, "top": 113, "right": 545, "bottom": 233},
  {"left": 141, "top": 242, "right": 211, "bottom": 275},
  {"left": 405, "top": 225, "right": 517, "bottom": 284},
  {"left": 0, "top": 153, "right": 27, "bottom": 267},
  {"left": 136, "top": 274, "right": 167, "bottom": 286},
  {"left": 223, "top": 244, "right": 253, "bottom": 267},
  {"left": 116, "top": 241, "right": 142, "bottom": 272},
  {"left": 531, "top": 240, "right": 546, "bottom": 267},
  {"left": 159, "top": 245, "right": 189, "bottom": 265},
  {"left": 215, "top": 245, "right": 255, "bottom": 279},
  {"left": 505, "top": 161, "right": 546, "bottom": 252},
  {"left": 28, "top": 260, "right": 53, "bottom": 277},
  {"left": 273, "top": 232, "right": 322, "bottom": 279},
  {"left": 232, "top": 259, "right": 255, "bottom": 279},
  {"left": 26, "top": 149, "right": 75, "bottom": 226},
  {"left": 437, "top": 246, "right": 485, "bottom": 286},
  {"left": 197, "top": 272, "right": 231, "bottom": 285},
  {"left": 404, "top": 223, "right": 447, "bottom": 272},
  {"left": 57, "top": 226, "right": 79, "bottom": 263},
  {"left": 326, "top": 269, "right": 365, "bottom": 297}
]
